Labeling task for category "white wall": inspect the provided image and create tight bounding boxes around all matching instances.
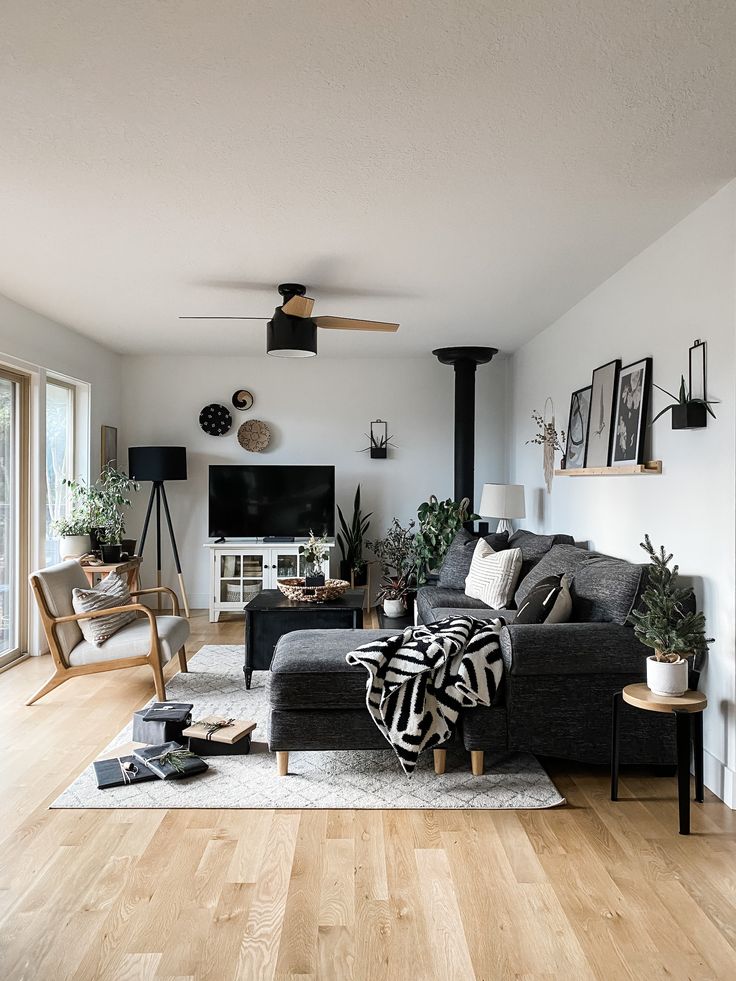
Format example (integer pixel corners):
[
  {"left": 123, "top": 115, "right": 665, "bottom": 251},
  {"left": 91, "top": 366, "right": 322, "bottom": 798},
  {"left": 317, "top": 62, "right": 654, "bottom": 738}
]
[
  {"left": 508, "top": 180, "right": 736, "bottom": 806},
  {"left": 119, "top": 353, "right": 507, "bottom": 608},
  {"left": 0, "top": 292, "right": 122, "bottom": 479}
]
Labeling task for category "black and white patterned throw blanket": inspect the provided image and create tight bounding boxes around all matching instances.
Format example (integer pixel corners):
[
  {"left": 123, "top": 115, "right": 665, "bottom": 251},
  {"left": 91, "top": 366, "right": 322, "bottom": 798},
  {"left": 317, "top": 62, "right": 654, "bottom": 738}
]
[{"left": 346, "top": 616, "right": 504, "bottom": 774}]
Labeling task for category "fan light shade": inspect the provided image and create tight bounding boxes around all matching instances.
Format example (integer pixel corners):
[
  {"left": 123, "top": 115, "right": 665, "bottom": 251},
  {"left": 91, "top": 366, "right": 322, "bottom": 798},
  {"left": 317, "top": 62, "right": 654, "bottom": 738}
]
[
  {"left": 128, "top": 446, "right": 187, "bottom": 482},
  {"left": 479, "top": 483, "right": 526, "bottom": 520},
  {"left": 267, "top": 317, "right": 317, "bottom": 358}
]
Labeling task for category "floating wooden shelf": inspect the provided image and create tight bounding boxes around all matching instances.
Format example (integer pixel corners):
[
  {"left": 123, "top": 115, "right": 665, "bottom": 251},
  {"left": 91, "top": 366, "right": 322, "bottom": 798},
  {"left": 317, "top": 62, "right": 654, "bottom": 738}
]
[{"left": 555, "top": 460, "right": 662, "bottom": 477}]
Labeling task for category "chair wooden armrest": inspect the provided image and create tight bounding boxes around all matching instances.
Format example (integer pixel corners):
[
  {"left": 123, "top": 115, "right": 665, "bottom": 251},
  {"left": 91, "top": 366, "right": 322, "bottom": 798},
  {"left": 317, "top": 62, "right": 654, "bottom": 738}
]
[
  {"left": 130, "top": 586, "right": 181, "bottom": 616},
  {"left": 53, "top": 603, "right": 161, "bottom": 657}
]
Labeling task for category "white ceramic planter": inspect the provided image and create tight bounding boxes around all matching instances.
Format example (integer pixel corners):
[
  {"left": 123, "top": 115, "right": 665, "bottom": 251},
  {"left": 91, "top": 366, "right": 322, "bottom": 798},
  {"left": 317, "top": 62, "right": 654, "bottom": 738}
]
[
  {"left": 59, "top": 534, "right": 92, "bottom": 560},
  {"left": 383, "top": 598, "right": 406, "bottom": 619},
  {"left": 646, "top": 655, "right": 688, "bottom": 697}
]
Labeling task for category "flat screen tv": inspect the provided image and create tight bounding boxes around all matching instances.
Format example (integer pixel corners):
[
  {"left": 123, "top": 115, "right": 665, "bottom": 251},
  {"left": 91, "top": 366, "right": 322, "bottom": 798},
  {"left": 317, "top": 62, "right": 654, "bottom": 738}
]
[{"left": 208, "top": 465, "right": 335, "bottom": 538}]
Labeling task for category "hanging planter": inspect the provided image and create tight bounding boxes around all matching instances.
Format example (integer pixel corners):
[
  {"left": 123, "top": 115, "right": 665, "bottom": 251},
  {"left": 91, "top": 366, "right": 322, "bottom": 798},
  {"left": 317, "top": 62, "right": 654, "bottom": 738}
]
[
  {"left": 359, "top": 419, "right": 397, "bottom": 459},
  {"left": 526, "top": 399, "right": 566, "bottom": 493}
]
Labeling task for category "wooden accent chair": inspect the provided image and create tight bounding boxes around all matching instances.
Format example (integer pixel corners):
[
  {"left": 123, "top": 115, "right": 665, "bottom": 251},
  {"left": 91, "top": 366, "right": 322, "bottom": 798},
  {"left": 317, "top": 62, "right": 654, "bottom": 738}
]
[{"left": 27, "top": 560, "right": 189, "bottom": 706}]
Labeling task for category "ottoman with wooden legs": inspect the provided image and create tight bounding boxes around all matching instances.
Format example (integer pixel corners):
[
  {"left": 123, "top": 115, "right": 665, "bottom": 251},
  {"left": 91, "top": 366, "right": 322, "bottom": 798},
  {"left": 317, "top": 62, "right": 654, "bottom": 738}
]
[{"left": 267, "top": 628, "right": 473, "bottom": 776}]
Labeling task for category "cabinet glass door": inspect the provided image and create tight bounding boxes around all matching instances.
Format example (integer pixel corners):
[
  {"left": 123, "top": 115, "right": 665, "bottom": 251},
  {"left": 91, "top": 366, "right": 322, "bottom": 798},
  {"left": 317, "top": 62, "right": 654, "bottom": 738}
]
[{"left": 274, "top": 551, "right": 299, "bottom": 581}]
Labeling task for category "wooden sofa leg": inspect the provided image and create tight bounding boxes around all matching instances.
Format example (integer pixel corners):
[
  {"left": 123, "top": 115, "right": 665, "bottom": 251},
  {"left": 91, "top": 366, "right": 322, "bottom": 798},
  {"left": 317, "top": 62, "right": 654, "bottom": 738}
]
[
  {"left": 178, "top": 645, "right": 188, "bottom": 673},
  {"left": 433, "top": 749, "right": 447, "bottom": 775},
  {"left": 471, "top": 751, "right": 484, "bottom": 776},
  {"left": 26, "top": 671, "right": 66, "bottom": 706},
  {"left": 277, "top": 752, "right": 289, "bottom": 776}
]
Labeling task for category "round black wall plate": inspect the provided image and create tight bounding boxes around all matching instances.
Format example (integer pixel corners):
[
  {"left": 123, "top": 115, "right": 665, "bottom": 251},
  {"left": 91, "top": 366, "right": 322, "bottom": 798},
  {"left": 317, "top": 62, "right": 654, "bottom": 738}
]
[{"left": 199, "top": 403, "right": 232, "bottom": 436}]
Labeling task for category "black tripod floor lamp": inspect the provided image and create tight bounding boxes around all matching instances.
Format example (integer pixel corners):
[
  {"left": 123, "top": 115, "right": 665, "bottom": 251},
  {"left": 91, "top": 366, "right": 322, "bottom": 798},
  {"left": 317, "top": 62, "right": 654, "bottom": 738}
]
[{"left": 128, "top": 446, "right": 191, "bottom": 618}]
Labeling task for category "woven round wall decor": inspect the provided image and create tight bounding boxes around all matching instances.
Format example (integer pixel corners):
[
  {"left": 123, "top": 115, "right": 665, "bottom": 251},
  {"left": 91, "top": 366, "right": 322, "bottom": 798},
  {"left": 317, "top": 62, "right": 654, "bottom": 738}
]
[
  {"left": 238, "top": 419, "right": 271, "bottom": 452},
  {"left": 199, "top": 403, "right": 232, "bottom": 436},
  {"left": 232, "top": 389, "right": 254, "bottom": 410}
]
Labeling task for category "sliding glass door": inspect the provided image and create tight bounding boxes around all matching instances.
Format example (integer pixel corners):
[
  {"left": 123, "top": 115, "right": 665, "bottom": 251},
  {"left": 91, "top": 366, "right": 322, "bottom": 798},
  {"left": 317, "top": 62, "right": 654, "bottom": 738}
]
[{"left": 0, "top": 368, "right": 27, "bottom": 667}]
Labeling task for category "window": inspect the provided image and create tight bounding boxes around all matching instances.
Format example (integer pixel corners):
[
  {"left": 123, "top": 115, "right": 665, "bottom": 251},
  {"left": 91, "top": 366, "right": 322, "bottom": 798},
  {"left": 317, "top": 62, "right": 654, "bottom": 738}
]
[
  {"left": 45, "top": 380, "right": 76, "bottom": 565},
  {"left": 0, "top": 367, "right": 28, "bottom": 667}
]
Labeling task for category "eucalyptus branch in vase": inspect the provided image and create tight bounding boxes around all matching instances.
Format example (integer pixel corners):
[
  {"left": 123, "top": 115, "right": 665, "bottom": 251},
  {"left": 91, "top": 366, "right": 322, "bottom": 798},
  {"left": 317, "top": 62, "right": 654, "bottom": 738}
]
[{"left": 526, "top": 406, "right": 566, "bottom": 493}]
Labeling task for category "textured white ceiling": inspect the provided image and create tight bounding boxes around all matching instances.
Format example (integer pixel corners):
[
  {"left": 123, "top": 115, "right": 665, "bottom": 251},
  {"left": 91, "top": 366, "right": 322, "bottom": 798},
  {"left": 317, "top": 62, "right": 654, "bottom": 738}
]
[{"left": 1, "top": 1, "right": 735, "bottom": 357}]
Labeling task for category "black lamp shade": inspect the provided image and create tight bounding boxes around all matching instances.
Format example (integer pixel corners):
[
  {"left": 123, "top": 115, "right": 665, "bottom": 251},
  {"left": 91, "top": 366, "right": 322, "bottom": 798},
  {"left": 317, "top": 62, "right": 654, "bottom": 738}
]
[
  {"left": 267, "top": 316, "right": 317, "bottom": 358},
  {"left": 128, "top": 446, "right": 187, "bottom": 482}
]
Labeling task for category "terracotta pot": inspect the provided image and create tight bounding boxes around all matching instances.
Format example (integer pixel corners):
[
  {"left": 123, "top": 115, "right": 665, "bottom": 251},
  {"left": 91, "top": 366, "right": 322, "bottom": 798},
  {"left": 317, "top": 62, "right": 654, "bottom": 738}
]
[{"left": 647, "top": 655, "right": 688, "bottom": 697}]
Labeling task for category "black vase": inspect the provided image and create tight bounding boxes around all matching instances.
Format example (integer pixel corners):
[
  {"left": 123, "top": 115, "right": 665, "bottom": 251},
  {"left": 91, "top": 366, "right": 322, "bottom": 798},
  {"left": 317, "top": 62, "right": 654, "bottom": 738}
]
[
  {"left": 121, "top": 538, "right": 137, "bottom": 558},
  {"left": 339, "top": 560, "right": 352, "bottom": 583}
]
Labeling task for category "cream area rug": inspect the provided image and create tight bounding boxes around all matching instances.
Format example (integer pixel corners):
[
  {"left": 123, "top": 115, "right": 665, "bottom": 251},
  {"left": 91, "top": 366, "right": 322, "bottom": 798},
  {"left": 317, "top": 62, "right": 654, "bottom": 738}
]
[{"left": 52, "top": 645, "right": 565, "bottom": 810}]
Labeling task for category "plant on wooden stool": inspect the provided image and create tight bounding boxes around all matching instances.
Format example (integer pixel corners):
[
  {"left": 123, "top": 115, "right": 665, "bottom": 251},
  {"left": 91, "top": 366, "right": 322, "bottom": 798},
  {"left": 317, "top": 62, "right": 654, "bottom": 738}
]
[
  {"left": 628, "top": 535, "right": 713, "bottom": 695},
  {"left": 367, "top": 518, "right": 417, "bottom": 614}
]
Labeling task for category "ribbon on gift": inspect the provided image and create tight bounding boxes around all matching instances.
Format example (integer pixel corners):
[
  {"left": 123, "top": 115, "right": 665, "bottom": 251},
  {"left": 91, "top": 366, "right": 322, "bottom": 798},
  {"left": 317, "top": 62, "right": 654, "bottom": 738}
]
[
  {"left": 117, "top": 758, "right": 138, "bottom": 784},
  {"left": 193, "top": 718, "right": 236, "bottom": 741}
]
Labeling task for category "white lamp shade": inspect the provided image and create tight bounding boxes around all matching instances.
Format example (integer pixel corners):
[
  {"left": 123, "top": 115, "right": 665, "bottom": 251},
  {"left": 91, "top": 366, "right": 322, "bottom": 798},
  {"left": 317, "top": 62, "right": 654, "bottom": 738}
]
[{"left": 479, "top": 483, "right": 526, "bottom": 520}]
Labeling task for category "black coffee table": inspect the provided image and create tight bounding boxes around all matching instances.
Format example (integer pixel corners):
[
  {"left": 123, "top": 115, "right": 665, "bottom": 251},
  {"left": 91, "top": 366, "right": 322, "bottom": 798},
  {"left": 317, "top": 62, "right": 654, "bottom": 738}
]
[{"left": 243, "top": 589, "right": 364, "bottom": 688}]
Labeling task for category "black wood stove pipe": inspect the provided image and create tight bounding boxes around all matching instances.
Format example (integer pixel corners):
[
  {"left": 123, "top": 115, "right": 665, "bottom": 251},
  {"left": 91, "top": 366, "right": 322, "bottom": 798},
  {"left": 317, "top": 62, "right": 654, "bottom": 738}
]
[{"left": 432, "top": 346, "right": 498, "bottom": 510}]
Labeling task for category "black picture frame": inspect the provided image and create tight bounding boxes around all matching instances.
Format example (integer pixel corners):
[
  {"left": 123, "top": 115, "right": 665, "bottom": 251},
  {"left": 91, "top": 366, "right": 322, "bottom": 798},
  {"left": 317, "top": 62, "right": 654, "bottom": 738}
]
[
  {"left": 611, "top": 357, "right": 652, "bottom": 467},
  {"left": 584, "top": 359, "right": 621, "bottom": 467},
  {"left": 564, "top": 385, "right": 592, "bottom": 470}
]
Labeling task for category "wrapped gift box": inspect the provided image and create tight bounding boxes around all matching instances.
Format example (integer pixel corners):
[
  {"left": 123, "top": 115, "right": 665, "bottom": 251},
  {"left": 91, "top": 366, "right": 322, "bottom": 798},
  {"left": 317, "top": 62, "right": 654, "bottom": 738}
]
[
  {"left": 93, "top": 754, "right": 158, "bottom": 789},
  {"left": 183, "top": 717, "right": 256, "bottom": 757},
  {"left": 132, "top": 741, "right": 208, "bottom": 780},
  {"left": 132, "top": 702, "right": 193, "bottom": 745}
]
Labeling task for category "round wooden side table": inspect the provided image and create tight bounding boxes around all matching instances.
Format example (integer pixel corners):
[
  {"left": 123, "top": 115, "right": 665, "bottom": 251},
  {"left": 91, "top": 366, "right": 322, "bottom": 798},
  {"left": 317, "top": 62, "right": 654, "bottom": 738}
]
[{"left": 611, "top": 683, "right": 707, "bottom": 835}]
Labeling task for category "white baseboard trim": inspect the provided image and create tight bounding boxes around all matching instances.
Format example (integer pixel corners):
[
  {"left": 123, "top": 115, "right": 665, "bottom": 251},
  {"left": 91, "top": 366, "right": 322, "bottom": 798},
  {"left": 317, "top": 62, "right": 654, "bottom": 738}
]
[{"left": 703, "top": 749, "right": 736, "bottom": 809}]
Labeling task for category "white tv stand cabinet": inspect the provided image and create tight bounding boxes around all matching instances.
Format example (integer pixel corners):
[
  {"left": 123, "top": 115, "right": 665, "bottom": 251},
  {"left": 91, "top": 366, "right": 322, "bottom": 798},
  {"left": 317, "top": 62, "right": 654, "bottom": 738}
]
[{"left": 204, "top": 539, "right": 334, "bottom": 622}]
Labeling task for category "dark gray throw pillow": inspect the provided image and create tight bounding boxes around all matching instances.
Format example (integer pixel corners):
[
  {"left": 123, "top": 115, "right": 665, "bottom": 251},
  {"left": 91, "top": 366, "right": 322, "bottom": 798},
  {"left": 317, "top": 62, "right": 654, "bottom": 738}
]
[
  {"left": 514, "top": 574, "right": 572, "bottom": 624},
  {"left": 437, "top": 528, "right": 509, "bottom": 589}
]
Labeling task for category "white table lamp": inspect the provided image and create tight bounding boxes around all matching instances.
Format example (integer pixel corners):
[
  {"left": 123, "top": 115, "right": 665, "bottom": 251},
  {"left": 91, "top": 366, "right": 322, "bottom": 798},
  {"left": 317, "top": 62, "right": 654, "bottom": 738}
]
[{"left": 479, "top": 483, "right": 526, "bottom": 534}]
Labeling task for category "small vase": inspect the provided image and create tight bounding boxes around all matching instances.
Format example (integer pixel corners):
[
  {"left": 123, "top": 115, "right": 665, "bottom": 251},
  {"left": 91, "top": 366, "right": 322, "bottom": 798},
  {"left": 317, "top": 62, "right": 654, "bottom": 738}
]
[
  {"left": 304, "top": 561, "right": 325, "bottom": 587},
  {"left": 100, "top": 543, "right": 122, "bottom": 563},
  {"left": 383, "top": 598, "right": 406, "bottom": 618},
  {"left": 646, "top": 655, "right": 688, "bottom": 697}
]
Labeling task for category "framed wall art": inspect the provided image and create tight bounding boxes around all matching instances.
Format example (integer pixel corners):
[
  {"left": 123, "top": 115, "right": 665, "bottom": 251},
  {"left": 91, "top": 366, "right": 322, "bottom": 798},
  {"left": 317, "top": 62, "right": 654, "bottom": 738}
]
[
  {"left": 100, "top": 425, "right": 118, "bottom": 471},
  {"left": 585, "top": 359, "right": 621, "bottom": 467},
  {"left": 564, "top": 385, "right": 592, "bottom": 470},
  {"left": 611, "top": 357, "right": 652, "bottom": 467}
]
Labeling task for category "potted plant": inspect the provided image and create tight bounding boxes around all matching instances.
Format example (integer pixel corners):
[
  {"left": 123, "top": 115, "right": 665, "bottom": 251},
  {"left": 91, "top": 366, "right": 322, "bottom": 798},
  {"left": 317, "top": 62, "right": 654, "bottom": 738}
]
[
  {"left": 652, "top": 375, "right": 718, "bottom": 430},
  {"left": 337, "top": 485, "right": 372, "bottom": 585},
  {"left": 367, "top": 518, "right": 417, "bottom": 615},
  {"left": 93, "top": 465, "right": 139, "bottom": 562},
  {"left": 300, "top": 531, "right": 330, "bottom": 586},
  {"left": 377, "top": 571, "right": 412, "bottom": 619},
  {"left": 414, "top": 495, "right": 478, "bottom": 584},
  {"left": 51, "top": 476, "right": 97, "bottom": 559},
  {"left": 628, "top": 535, "right": 713, "bottom": 696}
]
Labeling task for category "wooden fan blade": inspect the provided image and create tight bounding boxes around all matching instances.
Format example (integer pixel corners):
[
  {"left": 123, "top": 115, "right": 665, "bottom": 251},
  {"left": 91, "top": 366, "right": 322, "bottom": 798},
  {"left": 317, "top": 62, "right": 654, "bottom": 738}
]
[
  {"left": 178, "top": 316, "right": 269, "bottom": 320},
  {"left": 314, "top": 316, "right": 399, "bottom": 332},
  {"left": 282, "top": 295, "right": 315, "bottom": 318}
]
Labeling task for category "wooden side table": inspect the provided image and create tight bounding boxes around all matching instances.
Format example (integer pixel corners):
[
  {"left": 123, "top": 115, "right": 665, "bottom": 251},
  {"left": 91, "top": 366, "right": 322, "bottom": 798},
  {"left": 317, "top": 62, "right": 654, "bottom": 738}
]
[
  {"left": 611, "top": 683, "right": 707, "bottom": 835},
  {"left": 81, "top": 556, "right": 142, "bottom": 592}
]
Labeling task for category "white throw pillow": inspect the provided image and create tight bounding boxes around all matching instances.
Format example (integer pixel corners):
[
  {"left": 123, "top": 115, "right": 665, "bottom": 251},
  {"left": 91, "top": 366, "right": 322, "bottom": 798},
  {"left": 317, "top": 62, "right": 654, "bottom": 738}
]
[
  {"left": 72, "top": 571, "right": 137, "bottom": 646},
  {"left": 464, "top": 540, "right": 523, "bottom": 609}
]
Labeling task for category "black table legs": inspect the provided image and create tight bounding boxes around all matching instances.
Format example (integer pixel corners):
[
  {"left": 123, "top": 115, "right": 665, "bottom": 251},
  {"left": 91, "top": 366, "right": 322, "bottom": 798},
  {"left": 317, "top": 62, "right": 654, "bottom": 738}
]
[
  {"left": 674, "top": 709, "right": 692, "bottom": 835},
  {"left": 610, "top": 691, "right": 622, "bottom": 801},
  {"left": 610, "top": 691, "right": 705, "bottom": 835}
]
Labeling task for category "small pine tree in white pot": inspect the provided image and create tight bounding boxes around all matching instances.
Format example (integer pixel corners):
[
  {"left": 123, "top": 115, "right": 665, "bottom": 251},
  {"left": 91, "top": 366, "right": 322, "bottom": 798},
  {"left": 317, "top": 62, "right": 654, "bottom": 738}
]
[{"left": 628, "top": 535, "right": 712, "bottom": 696}]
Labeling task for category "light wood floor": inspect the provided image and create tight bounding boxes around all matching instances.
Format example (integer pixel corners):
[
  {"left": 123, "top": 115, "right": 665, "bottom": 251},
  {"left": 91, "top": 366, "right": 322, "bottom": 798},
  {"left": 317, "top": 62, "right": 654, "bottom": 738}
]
[{"left": 1, "top": 612, "right": 735, "bottom": 980}]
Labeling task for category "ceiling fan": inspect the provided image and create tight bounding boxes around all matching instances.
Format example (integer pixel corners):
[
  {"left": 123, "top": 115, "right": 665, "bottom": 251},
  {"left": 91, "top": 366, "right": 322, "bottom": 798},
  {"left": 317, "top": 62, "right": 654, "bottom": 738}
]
[{"left": 180, "top": 283, "right": 399, "bottom": 358}]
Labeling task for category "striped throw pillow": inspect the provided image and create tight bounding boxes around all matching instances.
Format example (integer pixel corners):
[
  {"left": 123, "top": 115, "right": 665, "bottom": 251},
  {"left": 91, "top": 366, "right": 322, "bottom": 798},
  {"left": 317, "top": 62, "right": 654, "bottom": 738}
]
[
  {"left": 72, "top": 572, "right": 137, "bottom": 646},
  {"left": 464, "top": 540, "right": 522, "bottom": 609}
]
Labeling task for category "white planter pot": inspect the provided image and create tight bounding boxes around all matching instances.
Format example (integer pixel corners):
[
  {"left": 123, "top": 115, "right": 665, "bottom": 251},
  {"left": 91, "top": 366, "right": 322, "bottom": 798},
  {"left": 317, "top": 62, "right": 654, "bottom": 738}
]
[
  {"left": 646, "top": 655, "right": 688, "bottom": 697},
  {"left": 383, "top": 598, "right": 406, "bottom": 619},
  {"left": 59, "top": 534, "right": 92, "bottom": 560}
]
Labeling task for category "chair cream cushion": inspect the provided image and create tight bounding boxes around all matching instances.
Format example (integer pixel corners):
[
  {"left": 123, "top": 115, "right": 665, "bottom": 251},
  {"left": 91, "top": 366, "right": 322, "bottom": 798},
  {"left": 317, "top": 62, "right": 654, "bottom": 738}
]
[
  {"left": 67, "top": 615, "right": 190, "bottom": 667},
  {"left": 465, "top": 540, "right": 523, "bottom": 609},
  {"left": 32, "top": 560, "right": 90, "bottom": 659},
  {"left": 72, "top": 572, "right": 137, "bottom": 646}
]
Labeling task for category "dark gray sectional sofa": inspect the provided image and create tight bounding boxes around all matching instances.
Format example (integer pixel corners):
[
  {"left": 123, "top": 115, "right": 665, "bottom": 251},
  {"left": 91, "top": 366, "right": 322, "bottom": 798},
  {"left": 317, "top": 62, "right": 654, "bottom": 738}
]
[{"left": 418, "top": 530, "right": 676, "bottom": 767}]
